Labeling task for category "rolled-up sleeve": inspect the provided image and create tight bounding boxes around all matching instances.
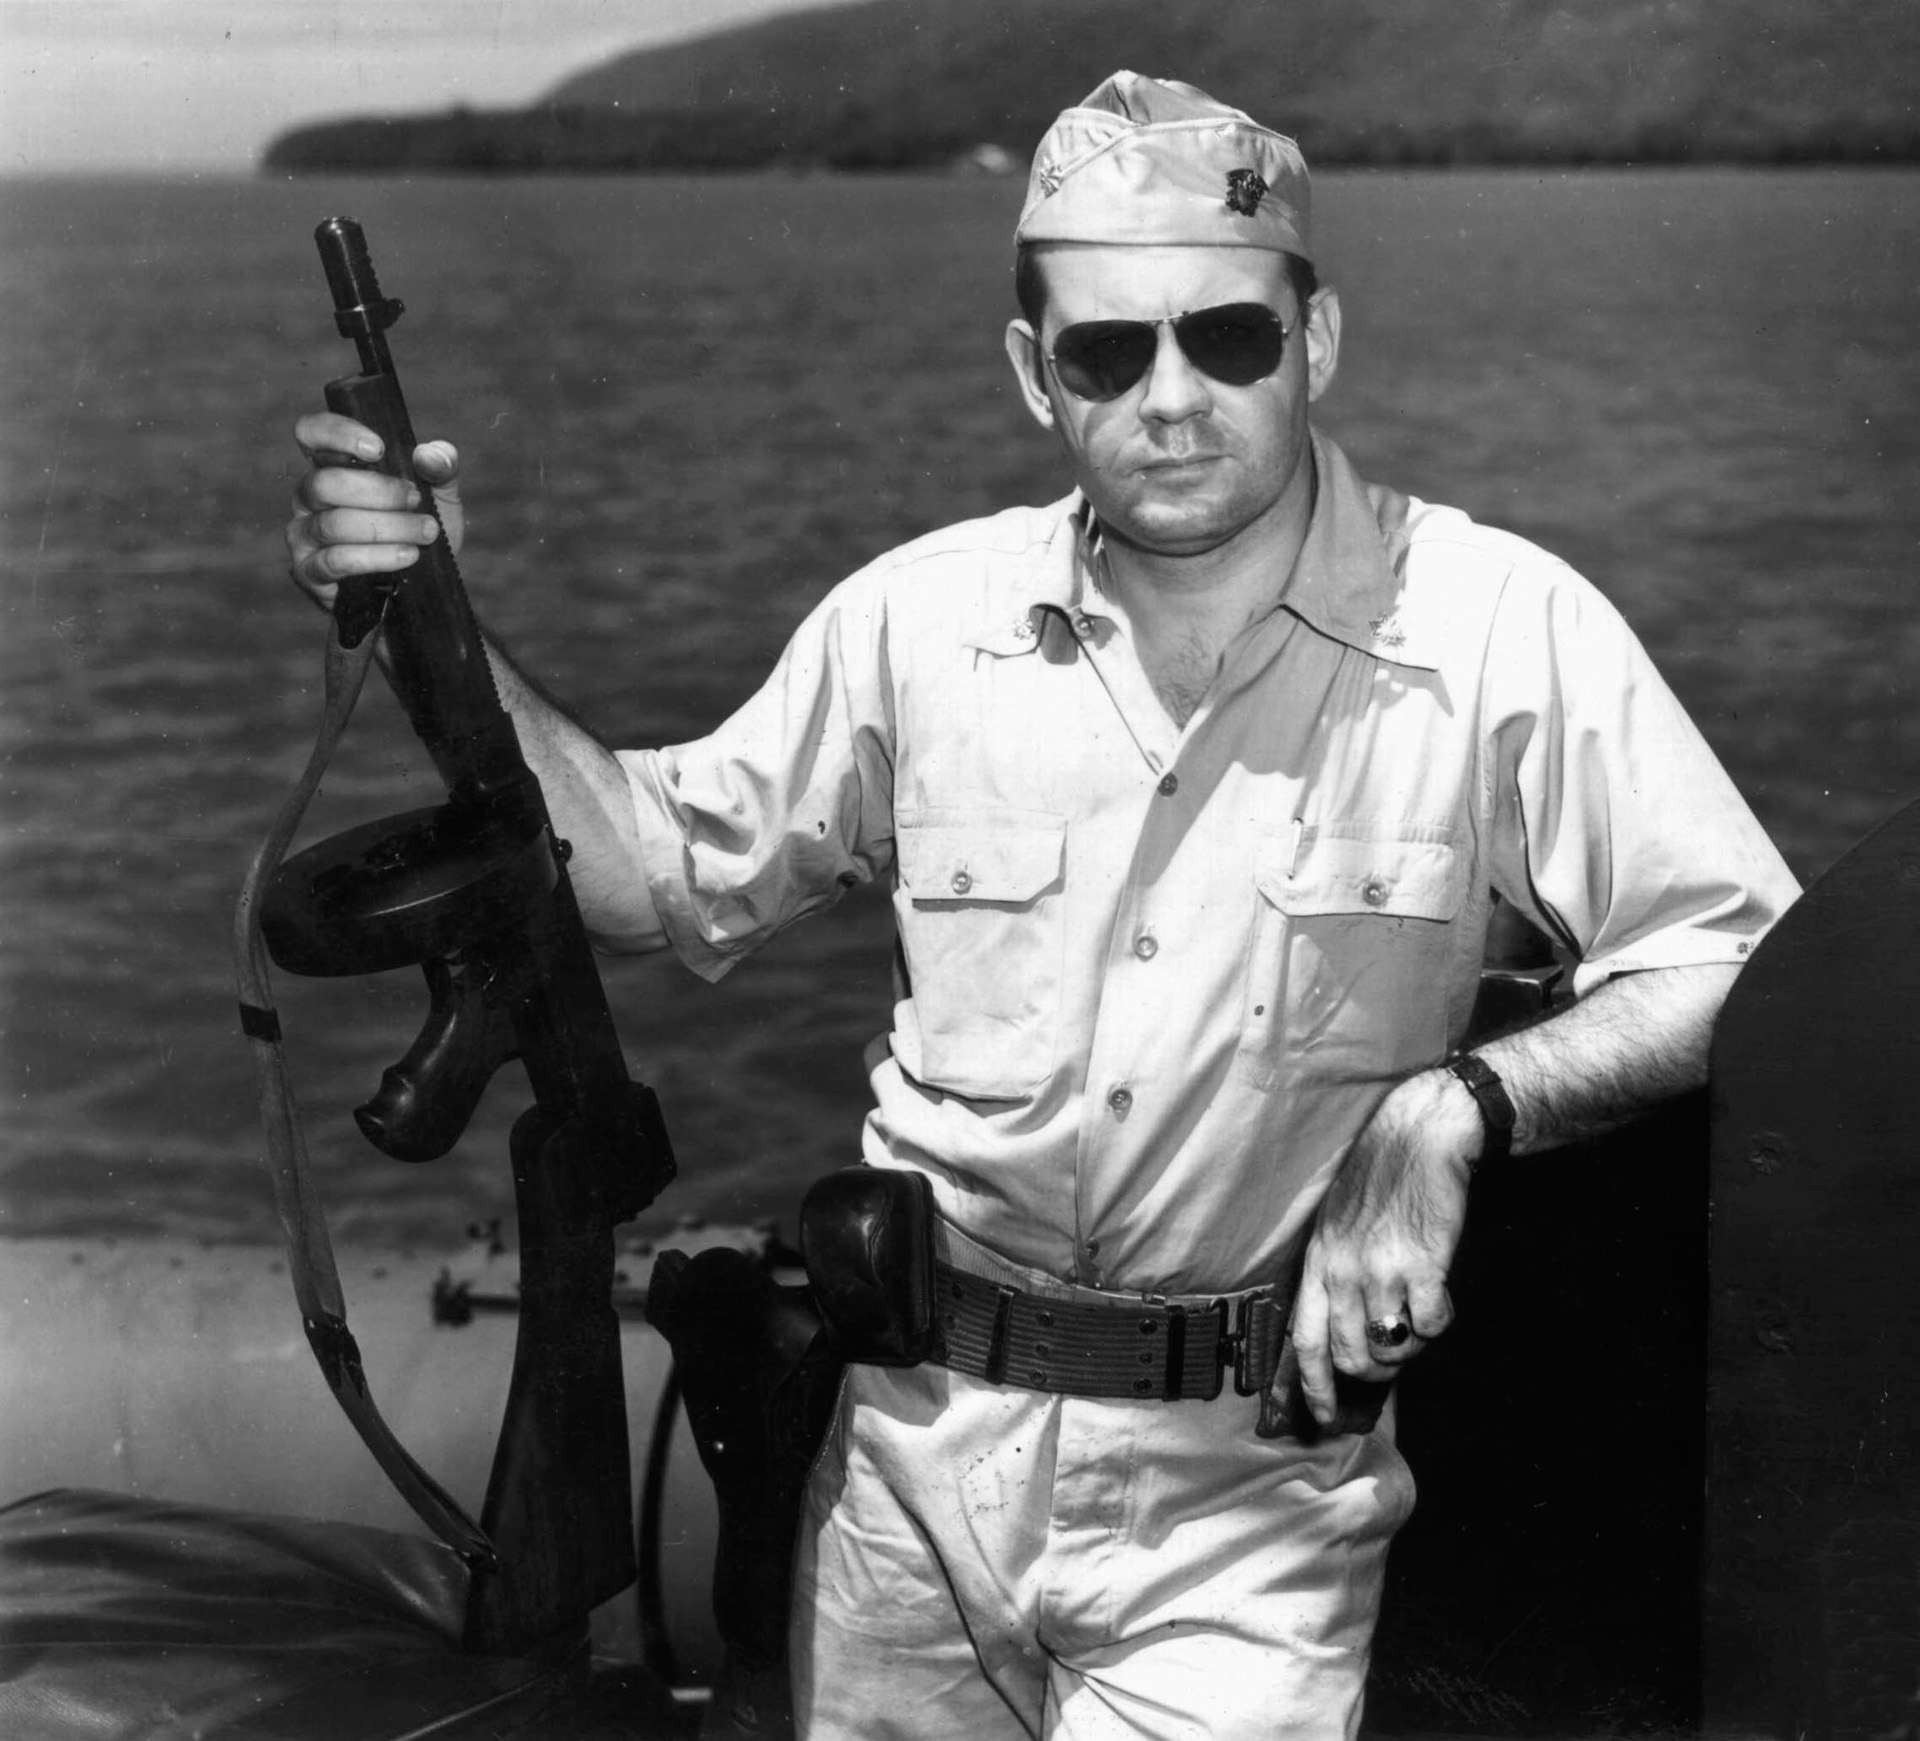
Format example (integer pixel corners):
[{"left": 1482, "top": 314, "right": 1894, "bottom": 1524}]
[
  {"left": 616, "top": 570, "right": 897, "bottom": 981},
  {"left": 1483, "top": 559, "right": 1799, "bottom": 997}
]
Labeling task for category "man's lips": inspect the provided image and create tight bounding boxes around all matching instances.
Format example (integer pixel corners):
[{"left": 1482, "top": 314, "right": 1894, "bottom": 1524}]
[{"left": 1134, "top": 451, "right": 1224, "bottom": 476}]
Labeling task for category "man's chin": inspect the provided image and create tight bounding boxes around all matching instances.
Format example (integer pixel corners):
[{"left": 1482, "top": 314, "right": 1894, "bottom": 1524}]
[{"left": 1106, "top": 499, "right": 1244, "bottom": 558}]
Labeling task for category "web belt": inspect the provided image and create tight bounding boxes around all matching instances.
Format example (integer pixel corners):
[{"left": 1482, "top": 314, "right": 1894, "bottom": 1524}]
[{"left": 933, "top": 1262, "right": 1290, "bottom": 1403}]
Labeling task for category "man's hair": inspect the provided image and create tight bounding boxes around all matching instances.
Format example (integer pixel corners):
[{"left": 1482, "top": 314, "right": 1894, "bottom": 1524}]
[{"left": 1014, "top": 244, "right": 1320, "bottom": 333}]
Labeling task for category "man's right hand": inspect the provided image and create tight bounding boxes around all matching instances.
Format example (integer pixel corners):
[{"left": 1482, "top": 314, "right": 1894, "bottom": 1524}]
[{"left": 286, "top": 412, "right": 465, "bottom": 612}]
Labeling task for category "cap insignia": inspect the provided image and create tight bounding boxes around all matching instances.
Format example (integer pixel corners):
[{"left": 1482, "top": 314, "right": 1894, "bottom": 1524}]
[{"left": 1224, "top": 169, "right": 1268, "bottom": 216}]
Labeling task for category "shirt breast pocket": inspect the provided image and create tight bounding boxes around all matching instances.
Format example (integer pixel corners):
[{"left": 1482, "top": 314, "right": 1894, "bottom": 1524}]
[
  {"left": 1237, "top": 828, "right": 1467, "bottom": 1092},
  {"left": 893, "top": 807, "right": 1067, "bottom": 1099}
]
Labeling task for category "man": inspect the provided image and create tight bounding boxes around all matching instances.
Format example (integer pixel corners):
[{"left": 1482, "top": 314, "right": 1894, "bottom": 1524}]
[{"left": 287, "top": 72, "right": 1797, "bottom": 1741}]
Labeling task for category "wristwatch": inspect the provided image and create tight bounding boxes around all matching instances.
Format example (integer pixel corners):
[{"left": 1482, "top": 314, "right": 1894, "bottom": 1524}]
[{"left": 1444, "top": 1051, "right": 1516, "bottom": 1169}]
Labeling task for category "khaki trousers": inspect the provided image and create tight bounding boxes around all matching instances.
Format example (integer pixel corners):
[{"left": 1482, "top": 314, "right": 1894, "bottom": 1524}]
[{"left": 791, "top": 1360, "right": 1414, "bottom": 1740}]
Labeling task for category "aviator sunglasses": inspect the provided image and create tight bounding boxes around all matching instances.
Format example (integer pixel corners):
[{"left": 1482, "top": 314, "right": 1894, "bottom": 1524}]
[{"left": 1044, "top": 302, "right": 1295, "bottom": 403}]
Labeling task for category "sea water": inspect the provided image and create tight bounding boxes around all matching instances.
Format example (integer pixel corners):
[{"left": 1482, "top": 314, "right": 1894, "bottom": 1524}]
[{"left": 2, "top": 169, "right": 1916, "bottom": 1245}]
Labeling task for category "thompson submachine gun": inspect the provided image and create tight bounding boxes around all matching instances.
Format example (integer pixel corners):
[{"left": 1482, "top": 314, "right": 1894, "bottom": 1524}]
[{"left": 235, "top": 217, "right": 675, "bottom": 1655}]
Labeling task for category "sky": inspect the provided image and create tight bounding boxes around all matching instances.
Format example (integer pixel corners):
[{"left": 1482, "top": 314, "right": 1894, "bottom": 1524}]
[{"left": 0, "top": 0, "right": 837, "bottom": 174}]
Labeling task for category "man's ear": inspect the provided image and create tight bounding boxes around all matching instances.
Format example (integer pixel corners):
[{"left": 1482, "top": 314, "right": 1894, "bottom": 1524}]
[
  {"left": 1304, "top": 287, "right": 1342, "bottom": 405},
  {"left": 1004, "top": 319, "right": 1057, "bottom": 432}
]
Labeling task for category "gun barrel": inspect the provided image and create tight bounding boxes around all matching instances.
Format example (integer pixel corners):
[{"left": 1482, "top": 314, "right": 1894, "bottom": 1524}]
[{"left": 315, "top": 217, "right": 404, "bottom": 376}]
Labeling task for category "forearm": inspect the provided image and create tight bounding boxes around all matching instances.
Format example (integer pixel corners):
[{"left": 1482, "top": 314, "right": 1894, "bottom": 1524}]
[
  {"left": 1292, "top": 959, "right": 1744, "bottom": 1415},
  {"left": 1426, "top": 960, "right": 1742, "bottom": 1159},
  {"left": 476, "top": 630, "right": 664, "bottom": 950},
  {"left": 287, "top": 424, "right": 661, "bottom": 947}
]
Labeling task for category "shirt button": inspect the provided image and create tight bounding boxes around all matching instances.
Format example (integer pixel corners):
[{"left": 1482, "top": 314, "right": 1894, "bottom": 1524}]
[
  {"left": 1133, "top": 933, "right": 1158, "bottom": 960},
  {"left": 950, "top": 869, "right": 973, "bottom": 895},
  {"left": 1073, "top": 614, "right": 1094, "bottom": 637},
  {"left": 1361, "top": 876, "right": 1390, "bottom": 907},
  {"left": 1107, "top": 1086, "right": 1133, "bottom": 1115},
  {"left": 1157, "top": 772, "right": 1179, "bottom": 797}
]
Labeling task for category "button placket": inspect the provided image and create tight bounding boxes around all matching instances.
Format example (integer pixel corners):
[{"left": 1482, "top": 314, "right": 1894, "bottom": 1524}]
[{"left": 1067, "top": 604, "right": 1179, "bottom": 779}]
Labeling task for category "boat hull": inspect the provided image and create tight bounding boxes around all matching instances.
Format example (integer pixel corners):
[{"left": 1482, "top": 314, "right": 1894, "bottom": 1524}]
[{"left": 0, "top": 1232, "right": 729, "bottom": 1684}]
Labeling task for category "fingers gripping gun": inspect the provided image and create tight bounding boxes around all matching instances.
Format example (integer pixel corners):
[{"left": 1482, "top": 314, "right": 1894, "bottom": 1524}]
[{"left": 254, "top": 218, "right": 675, "bottom": 1653}]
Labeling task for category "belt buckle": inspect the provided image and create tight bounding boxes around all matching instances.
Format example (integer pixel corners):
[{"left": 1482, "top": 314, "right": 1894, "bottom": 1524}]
[{"left": 1228, "top": 1291, "right": 1286, "bottom": 1397}]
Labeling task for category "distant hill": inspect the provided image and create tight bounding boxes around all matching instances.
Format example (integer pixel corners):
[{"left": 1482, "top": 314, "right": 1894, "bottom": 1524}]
[{"left": 262, "top": 0, "right": 1920, "bottom": 173}]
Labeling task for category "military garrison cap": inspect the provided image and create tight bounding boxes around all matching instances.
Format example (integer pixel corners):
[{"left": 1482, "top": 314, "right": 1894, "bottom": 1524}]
[{"left": 1015, "top": 71, "right": 1311, "bottom": 260}]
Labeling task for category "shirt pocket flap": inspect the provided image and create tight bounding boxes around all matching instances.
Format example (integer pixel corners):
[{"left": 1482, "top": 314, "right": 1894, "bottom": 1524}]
[
  {"left": 897, "top": 808, "right": 1066, "bottom": 905},
  {"left": 1256, "top": 831, "right": 1466, "bottom": 921}
]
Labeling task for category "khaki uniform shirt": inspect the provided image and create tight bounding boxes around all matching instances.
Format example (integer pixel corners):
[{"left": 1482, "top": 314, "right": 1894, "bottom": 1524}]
[{"left": 619, "top": 433, "right": 1798, "bottom": 1296}]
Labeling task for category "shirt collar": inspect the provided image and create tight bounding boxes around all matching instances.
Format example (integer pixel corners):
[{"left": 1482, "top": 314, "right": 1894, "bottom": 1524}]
[
  {"left": 963, "top": 498, "right": 1094, "bottom": 656},
  {"left": 965, "top": 434, "right": 1441, "bottom": 672},
  {"left": 1276, "top": 432, "right": 1439, "bottom": 672}
]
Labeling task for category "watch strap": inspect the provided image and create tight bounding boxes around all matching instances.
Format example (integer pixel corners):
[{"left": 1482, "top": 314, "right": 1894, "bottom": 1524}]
[{"left": 1445, "top": 1050, "right": 1516, "bottom": 1168}]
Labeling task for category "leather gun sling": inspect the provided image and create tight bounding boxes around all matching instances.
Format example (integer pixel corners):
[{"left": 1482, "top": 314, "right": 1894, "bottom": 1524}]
[{"left": 233, "top": 597, "right": 496, "bottom": 1570}]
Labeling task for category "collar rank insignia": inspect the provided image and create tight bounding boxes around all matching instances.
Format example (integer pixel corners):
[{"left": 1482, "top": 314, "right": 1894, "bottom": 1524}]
[
  {"left": 1368, "top": 612, "right": 1407, "bottom": 650},
  {"left": 1225, "top": 169, "right": 1268, "bottom": 216}
]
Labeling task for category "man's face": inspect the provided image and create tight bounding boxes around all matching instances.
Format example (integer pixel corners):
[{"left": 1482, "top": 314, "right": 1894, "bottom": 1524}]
[{"left": 1005, "top": 246, "right": 1340, "bottom": 560}]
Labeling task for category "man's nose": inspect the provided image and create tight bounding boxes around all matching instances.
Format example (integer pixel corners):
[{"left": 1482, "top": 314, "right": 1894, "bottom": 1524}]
[{"left": 1137, "top": 323, "right": 1211, "bottom": 422}]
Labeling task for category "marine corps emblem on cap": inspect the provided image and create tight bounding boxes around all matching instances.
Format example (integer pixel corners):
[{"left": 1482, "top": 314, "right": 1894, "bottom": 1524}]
[{"left": 1014, "top": 71, "right": 1311, "bottom": 260}]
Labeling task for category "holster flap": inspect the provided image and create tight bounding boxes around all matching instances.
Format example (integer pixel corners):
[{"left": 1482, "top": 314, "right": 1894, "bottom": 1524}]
[{"left": 800, "top": 1167, "right": 938, "bottom": 1367}]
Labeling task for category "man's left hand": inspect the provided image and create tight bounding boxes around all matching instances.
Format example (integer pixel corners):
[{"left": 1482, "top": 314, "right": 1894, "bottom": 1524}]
[{"left": 1289, "top": 1069, "right": 1482, "bottom": 1427}]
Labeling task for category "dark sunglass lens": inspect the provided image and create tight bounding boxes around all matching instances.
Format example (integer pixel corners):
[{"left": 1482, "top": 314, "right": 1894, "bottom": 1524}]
[
  {"left": 1051, "top": 321, "right": 1157, "bottom": 401},
  {"left": 1174, "top": 304, "right": 1287, "bottom": 386}
]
